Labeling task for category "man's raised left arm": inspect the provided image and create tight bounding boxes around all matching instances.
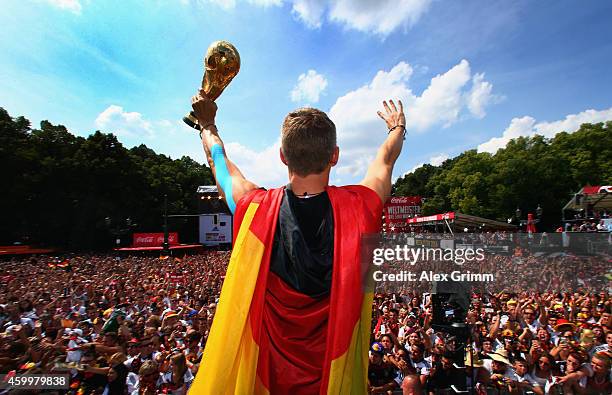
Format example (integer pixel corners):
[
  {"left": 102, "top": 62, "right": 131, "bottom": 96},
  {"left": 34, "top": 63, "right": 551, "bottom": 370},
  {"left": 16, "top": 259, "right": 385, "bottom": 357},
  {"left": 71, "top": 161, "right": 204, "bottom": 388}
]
[{"left": 359, "top": 99, "right": 406, "bottom": 204}]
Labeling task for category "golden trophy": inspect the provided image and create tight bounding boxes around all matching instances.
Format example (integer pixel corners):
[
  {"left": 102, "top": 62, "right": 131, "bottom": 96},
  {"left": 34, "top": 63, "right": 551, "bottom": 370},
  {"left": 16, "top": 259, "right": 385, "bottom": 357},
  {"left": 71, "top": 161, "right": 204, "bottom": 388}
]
[{"left": 183, "top": 40, "right": 241, "bottom": 130}]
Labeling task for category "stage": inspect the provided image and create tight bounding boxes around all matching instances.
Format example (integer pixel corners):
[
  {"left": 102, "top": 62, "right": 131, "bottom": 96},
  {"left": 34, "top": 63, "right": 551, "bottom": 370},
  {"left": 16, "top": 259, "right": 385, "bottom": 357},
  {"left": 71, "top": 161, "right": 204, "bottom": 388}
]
[
  {"left": 0, "top": 245, "right": 58, "bottom": 256},
  {"left": 114, "top": 244, "right": 204, "bottom": 252}
]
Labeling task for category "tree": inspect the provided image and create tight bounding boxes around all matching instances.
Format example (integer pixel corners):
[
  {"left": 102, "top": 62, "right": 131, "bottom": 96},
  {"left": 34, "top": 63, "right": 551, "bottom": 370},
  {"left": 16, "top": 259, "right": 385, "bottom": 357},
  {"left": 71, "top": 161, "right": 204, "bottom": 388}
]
[
  {"left": 0, "top": 107, "right": 213, "bottom": 249},
  {"left": 392, "top": 121, "right": 612, "bottom": 229}
]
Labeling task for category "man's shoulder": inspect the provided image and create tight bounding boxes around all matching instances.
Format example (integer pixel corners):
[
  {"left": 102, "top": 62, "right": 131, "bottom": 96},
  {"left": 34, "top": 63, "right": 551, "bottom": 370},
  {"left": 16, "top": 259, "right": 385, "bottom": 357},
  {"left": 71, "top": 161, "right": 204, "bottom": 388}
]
[
  {"left": 234, "top": 187, "right": 279, "bottom": 218},
  {"left": 330, "top": 185, "right": 383, "bottom": 213},
  {"left": 334, "top": 184, "right": 379, "bottom": 198},
  {"left": 238, "top": 187, "right": 271, "bottom": 205}
]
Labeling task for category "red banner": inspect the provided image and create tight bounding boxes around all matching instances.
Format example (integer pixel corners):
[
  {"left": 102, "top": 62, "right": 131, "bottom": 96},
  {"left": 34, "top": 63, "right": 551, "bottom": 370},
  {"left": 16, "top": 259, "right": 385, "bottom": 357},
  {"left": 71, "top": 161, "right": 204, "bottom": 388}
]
[
  {"left": 406, "top": 212, "right": 455, "bottom": 224},
  {"left": 133, "top": 233, "right": 179, "bottom": 247},
  {"left": 166, "top": 272, "right": 185, "bottom": 283},
  {"left": 384, "top": 196, "right": 422, "bottom": 230}
]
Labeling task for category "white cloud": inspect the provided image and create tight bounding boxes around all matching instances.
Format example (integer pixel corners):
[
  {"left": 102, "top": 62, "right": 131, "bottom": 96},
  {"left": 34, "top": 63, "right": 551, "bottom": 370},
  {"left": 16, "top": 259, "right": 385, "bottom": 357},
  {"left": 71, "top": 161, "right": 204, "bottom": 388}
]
[
  {"left": 328, "top": 0, "right": 432, "bottom": 35},
  {"left": 191, "top": 0, "right": 281, "bottom": 9},
  {"left": 189, "top": 0, "right": 431, "bottom": 35},
  {"left": 92, "top": 106, "right": 206, "bottom": 165},
  {"left": 291, "top": 0, "right": 327, "bottom": 28},
  {"left": 205, "top": 0, "right": 236, "bottom": 9},
  {"left": 330, "top": 59, "right": 497, "bottom": 177},
  {"left": 225, "top": 140, "right": 287, "bottom": 187},
  {"left": 406, "top": 59, "right": 472, "bottom": 130},
  {"left": 290, "top": 69, "right": 328, "bottom": 104},
  {"left": 290, "top": 0, "right": 433, "bottom": 35},
  {"left": 45, "top": 0, "right": 82, "bottom": 14},
  {"left": 477, "top": 108, "right": 612, "bottom": 153},
  {"left": 334, "top": 155, "right": 374, "bottom": 178},
  {"left": 329, "top": 61, "right": 413, "bottom": 177},
  {"left": 95, "top": 105, "right": 155, "bottom": 138},
  {"left": 403, "top": 153, "right": 449, "bottom": 176},
  {"left": 249, "top": 0, "right": 283, "bottom": 6},
  {"left": 466, "top": 73, "right": 501, "bottom": 119},
  {"left": 429, "top": 153, "right": 449, "bottom": 166},
  {"left": 204, "top": 0, "right": 282, "bottom": 7},
  {"left": 216, "top": 59, "right": 496, "bottom": 187}
]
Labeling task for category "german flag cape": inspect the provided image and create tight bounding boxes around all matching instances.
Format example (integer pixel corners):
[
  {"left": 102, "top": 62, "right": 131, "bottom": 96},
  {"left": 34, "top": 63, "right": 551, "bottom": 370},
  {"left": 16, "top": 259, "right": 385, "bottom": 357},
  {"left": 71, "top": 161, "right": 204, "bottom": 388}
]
[{"left": 191, "top": 185, "right": 381, "bottom": 394}]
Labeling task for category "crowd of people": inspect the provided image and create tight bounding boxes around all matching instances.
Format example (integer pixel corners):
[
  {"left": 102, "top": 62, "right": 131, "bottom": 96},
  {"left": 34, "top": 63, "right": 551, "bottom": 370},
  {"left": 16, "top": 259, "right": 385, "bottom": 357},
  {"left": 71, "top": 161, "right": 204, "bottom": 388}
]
[
  {"left": 1, "top": 246, "right": 610, "bottom": 394},
  {"left": 0, "top": 252, "right": 228, "bottom": 394},
  {"left": 368, "top": 289, "right": 611, "bottom": 394},
  {"left": 563, "top": 221, "right": 612, "bottom": 233},
  {"left": 369, "top": 235, "right": 611, "bottom": 394}
]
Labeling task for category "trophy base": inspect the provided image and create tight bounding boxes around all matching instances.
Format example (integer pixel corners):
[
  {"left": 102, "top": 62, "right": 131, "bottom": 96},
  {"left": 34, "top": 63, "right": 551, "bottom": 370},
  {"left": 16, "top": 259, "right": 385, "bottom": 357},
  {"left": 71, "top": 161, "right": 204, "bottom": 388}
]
[{"left": 183, "top": 112, "right": 201, "bottom": 130}]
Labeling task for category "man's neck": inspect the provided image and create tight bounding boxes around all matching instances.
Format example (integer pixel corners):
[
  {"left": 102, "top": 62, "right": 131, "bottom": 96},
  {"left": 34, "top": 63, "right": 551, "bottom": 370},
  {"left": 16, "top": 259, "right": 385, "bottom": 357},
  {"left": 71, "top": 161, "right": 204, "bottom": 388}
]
[{"left": 288, "top": 171, "right": 330, "bottom": 196}]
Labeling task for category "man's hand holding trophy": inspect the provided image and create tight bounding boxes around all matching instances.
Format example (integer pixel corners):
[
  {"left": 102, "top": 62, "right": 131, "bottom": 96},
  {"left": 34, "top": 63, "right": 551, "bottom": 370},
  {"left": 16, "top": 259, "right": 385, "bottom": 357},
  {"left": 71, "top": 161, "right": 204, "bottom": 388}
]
[{"left": 183, "top": 40, "right": 240, "bottom": 130}]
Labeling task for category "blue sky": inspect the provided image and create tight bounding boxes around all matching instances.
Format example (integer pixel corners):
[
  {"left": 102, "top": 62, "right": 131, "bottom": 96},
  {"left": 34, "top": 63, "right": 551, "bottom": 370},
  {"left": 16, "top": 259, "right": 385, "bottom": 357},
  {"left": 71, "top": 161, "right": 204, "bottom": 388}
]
[{"left": 1, "top": 0, "right": 611, "bottom": 187}]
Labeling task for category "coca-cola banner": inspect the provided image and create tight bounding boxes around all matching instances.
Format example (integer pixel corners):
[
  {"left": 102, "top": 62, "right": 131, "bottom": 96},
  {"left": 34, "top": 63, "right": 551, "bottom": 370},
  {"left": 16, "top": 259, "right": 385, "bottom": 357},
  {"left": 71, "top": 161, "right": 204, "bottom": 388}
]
[
  {"left": 384, "top": 196, "right": 422, "bottom": 230},
  {"left": 132, "top": 233, "right": 179, "bottom": 247}
]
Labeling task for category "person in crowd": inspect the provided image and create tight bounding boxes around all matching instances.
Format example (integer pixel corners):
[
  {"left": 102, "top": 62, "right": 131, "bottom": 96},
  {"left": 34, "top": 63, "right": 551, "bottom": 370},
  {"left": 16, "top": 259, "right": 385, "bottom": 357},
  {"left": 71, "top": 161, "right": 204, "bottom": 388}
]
[
  {"left": 130, "top": 359, "right": 160, "bottom": 395},
  {"left": 368, "top": 342, "right": 399, "bottom": 394},
  {"left": 401, "top": 374, "right": 424, "bottom": 395},
  {"left": 426, "top": 352, "right": 462, "bottom": 394},
  {"left": 584, "top": 351, "right": 611, "bottom": 394},
  {"left": 391, "top": 347, "right": 416, "bottom": 389},
  {"left": 484, "top": 348, "right": 517, "bottom": 389},
  {"left": 557, "top": 351, "right": 590, "bottom": 393},
  {"left": 531, "top": 353, "right": 559, "bottom": 392},
  {"left": 511, "top": 356, "right": 543, "bottom": 395},
  {"left": 159, "top": 352, "right": 194, "bottom": 395},
  {"left": 408, "top": 343, "right": 431, "bottom": 387}
]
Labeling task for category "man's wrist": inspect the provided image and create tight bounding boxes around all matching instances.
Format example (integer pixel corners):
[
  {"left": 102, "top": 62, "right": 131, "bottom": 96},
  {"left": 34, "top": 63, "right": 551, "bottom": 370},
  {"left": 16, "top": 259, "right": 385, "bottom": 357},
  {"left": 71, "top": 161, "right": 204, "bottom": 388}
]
[
  {"left": 388, "top": 124, "right": 406, "bottom": 139},
  {"left": 199, "top": 124, "right": 218, "bottom": 140}
]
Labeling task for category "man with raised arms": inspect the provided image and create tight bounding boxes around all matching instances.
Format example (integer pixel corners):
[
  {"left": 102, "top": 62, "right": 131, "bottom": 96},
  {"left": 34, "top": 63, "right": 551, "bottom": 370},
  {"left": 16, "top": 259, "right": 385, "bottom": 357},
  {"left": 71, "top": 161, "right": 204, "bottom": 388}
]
[{"left": 189, "top": 88, "right": 406, "bottom": 394}]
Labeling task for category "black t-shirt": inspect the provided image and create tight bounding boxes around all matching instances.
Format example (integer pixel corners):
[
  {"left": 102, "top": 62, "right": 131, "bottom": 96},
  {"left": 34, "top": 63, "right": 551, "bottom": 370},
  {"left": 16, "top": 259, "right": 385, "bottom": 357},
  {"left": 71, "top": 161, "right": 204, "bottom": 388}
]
[
  {"left": 368, "top": 361, "right": 397, "bottom": 386},
  {"left": 427, "top": 366, "right": 463, "bottom": 391},
  {"left": 270, "top": 187, "right": 334, "bottom": 298},
  {"left": 286, "top": 189, "right": 332, "bottom": 250},
  {"left": 81, "top": 370, "right": 107, "bottom": 393}
]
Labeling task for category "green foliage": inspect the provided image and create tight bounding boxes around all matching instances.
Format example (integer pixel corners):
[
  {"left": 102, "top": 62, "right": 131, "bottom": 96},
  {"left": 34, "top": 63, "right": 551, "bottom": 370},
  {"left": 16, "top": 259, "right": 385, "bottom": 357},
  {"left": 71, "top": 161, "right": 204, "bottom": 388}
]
[
  {"left": 1, "top": 108, "right": 213, "bottom": 249},
  {"left": 393, "top": 121, "right": 612, "bottom": 229}
]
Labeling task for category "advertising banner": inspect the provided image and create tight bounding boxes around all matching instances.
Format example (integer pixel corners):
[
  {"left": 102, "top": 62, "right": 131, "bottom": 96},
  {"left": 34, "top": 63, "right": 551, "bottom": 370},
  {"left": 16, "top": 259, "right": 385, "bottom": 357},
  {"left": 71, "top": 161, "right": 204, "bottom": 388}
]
[
  {"left": 384, "top": 196, "right": 422, "bottom": 231},
  {"left": 132, "top": 233, "right": 179, "bottom": 247},
  {"left": 406, "top": 212, "right": 455, "bottom": 224},
  {"left": 199, "top": 214, "right": 232, "bottom": 246}
]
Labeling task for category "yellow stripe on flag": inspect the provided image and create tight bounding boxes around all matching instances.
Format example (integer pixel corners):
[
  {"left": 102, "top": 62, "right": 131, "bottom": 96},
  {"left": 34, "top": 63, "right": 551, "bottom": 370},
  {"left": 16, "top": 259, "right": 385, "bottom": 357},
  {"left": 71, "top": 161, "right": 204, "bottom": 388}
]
[
  {"left": 190, "top": 203, "right": 265, "bottom": 394},
  {"left": 231, "top": 315, "right": 265, "bottom": 394},
  {"left": 326, "top": 291, "right": 373, "bottom": 394}
]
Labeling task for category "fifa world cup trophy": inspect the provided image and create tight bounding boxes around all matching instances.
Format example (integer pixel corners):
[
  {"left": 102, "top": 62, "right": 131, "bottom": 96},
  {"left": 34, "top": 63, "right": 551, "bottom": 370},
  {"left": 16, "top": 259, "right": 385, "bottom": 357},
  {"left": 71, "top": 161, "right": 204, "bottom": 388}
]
[{"left": 183, "top": 41, "right": 240, "bottom": 130}]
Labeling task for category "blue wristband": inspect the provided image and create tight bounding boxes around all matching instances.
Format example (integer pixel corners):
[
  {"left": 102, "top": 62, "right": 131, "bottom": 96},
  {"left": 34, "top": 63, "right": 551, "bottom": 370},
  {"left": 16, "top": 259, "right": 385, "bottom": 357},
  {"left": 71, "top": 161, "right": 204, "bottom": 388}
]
[{"left": 210, "top": 144, "right": 236, "bottom": 213}]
